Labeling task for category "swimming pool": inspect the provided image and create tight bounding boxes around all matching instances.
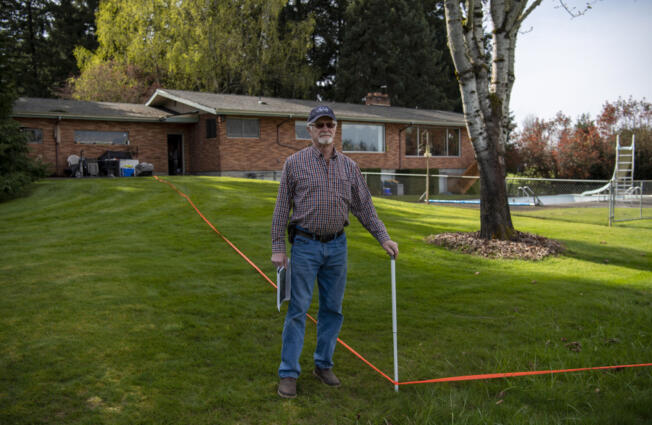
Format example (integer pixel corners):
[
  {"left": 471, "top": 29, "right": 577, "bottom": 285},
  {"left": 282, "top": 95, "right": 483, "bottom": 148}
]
[{"left": 428, "top": 193, "right": 606, "bottom": 206}]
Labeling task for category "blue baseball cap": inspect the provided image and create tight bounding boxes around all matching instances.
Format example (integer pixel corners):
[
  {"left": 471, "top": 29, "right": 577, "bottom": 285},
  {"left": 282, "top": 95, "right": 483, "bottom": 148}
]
[{"left": 307, "top": 105, "right": 336, "bottom": 124}]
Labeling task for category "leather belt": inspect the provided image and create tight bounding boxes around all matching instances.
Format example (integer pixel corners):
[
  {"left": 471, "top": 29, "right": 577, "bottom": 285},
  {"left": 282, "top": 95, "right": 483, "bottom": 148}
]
[{"left": 295, "top": 228, "right": 344, "bottom": 243}]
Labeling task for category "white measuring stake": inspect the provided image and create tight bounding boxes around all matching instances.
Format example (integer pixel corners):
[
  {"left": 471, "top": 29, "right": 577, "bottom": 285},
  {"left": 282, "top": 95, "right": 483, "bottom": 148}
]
[{"left": 391, "top": 256, "right": 399, "bottom": 392}]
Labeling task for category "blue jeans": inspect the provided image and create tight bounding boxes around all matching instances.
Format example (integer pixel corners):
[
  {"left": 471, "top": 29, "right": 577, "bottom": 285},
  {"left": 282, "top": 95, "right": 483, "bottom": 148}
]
[{"left": 278, "top": 232, "right": 348, "bottom": 378}]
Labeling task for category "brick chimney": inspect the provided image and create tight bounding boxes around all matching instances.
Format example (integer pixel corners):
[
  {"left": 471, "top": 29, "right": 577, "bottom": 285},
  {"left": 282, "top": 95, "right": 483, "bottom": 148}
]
[{"left": 364, "top": 92, "right": 390, "bottom": 107}]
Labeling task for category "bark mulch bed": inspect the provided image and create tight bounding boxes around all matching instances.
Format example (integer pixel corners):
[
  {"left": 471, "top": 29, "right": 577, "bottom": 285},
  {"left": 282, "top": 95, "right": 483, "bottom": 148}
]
[{"left": 424, "top": 230, "right": 565, "bottom": 261}]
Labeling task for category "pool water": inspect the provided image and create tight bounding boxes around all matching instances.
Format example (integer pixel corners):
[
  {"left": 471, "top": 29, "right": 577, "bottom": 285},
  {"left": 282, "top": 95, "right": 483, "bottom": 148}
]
[{"left": 428, "top": 194, "right": 607, "bottom": 206}]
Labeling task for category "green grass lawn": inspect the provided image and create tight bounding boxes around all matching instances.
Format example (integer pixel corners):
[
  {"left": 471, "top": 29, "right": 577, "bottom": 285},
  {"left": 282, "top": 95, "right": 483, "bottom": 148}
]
[{"left": 1, "top": 176, "right": 650, "bottom": 425}]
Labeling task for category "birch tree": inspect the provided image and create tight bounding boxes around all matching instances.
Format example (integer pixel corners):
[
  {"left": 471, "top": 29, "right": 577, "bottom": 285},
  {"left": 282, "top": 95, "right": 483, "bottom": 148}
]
[
  {"left": 443, "top": 0, "right": 598, "bottom": 239},
  {"left": 443, "top": 0, "right": 544, "bottom": 239}
]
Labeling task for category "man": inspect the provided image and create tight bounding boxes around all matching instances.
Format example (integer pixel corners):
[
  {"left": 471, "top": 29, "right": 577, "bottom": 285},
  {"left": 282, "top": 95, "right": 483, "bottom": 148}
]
[{"left": 271, "top": 105, "right": 399, "bottom": 398}]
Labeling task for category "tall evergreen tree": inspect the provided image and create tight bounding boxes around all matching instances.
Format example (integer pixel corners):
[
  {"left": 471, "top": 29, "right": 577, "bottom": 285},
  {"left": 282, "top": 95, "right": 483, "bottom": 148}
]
[
  {"left": 421, "top": 0, "right": 460, "bottom": 110},
  {"left": 0, "top": 0, "right": 98, "bottom": 97},
  {"left": 46, "top": 0, "right": 99, "bottom": 94},
  {"left": 280, "top": 0, "right": 349, "bottom": 100},
  {"left": 335, "top": 0, "right": 460, "bottom": 110},
  {"left": 1, "top": 0, "right": 51, "bottom": 97},
  {"left": 0, "top": 27, "right": 47, "bottom": 201}
]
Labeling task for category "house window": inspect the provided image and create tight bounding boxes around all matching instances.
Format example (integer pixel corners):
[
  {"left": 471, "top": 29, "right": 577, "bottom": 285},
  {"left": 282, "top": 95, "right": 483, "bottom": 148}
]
[
  {"left": 295, "top": 121, "right": 310, "bottom": 140},
  {"left": 342, "top": 123, "right": 385, "bottom": 152},
  {"left": 74, "top": 130, "right": 129, "bottom": 145},
  {"left": 405, "top": 127, "right": 460, "bottom": 156},
  {"left": 430, "top": 128, "right": 447, "bottom": 156},
  {"left": 447, "top": 129, "right": 460, "bottom": 156},
  {"left": 405, "top": 127, "right": 419, "bottom": 156},
  {"left": 226, "top": 118, "right": 259, "bottom": 138},
  {"left": 21, "top": 127, "right": 43, "bottom": 144},
  {"left": 206, "top": 118, "right": 217, "bottom": 139}
]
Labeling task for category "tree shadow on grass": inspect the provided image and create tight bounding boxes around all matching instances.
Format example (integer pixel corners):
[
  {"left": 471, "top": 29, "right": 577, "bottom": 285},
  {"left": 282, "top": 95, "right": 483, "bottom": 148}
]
[
  {"left": 512, "top": 210, "right": 652, "bottom": 229},
  {"left": 559, "top": 239, "right": 651, "bottom": 273}
]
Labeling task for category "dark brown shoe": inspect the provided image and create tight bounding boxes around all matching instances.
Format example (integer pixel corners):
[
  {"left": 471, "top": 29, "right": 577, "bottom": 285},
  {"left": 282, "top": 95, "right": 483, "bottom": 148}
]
[
  {"left": 313, "top": 367, "right": 341, "bottom": 387},
  {"left": 278, "top": 377, "right": 297, "bottom": 398}
]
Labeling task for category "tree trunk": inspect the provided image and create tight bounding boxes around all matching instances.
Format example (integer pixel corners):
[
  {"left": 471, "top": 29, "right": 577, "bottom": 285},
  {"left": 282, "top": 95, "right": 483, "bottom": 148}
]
[
  {"left": 443, "top": 0, "right": 541, "bottom": 240},
  {"left": 477, "top": 147, "right": 514, "bottom": 239},
  {"left": 26, "top": 1, "right": 41, "bottom": 93}
]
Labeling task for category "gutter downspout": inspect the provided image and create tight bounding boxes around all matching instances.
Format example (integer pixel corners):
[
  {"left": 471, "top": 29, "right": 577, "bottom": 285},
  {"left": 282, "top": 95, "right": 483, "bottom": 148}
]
[
  {"left": 55, "top": 116, "right": 62, "bottom": 176},
  {"left": 276, "top": 116, "right": 302, "bottom": 151}
]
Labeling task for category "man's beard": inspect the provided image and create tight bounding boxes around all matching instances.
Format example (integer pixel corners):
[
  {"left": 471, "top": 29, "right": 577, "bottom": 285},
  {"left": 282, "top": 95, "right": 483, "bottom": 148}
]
[{"left": 317, "top": 136, "right": 333, "bottom": 145}]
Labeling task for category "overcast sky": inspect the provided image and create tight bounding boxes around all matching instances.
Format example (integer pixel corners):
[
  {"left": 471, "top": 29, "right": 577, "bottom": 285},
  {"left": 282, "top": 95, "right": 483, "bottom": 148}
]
[{"left": 510, "top": 0, "right": 652, "bottom": 128}]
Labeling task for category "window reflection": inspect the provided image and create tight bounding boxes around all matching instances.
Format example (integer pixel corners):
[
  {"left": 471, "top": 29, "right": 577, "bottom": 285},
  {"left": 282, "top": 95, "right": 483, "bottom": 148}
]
[
  {"left": 74, "top": 130, "right": 129, "bottom": 145},
  {"left": 295, "top": 121, "right": 310, "bottom": 140},
  {"left": 404, "top": 126, "right": 460, "bottom": 156},
  {"left": 342, "top": 124, "right": 385, "bottom": 152},
  {"left": 226, "top": 118, "right": 260, "bottom": 138},
  {"left": 21, "top": 127, "right": 43, "bottom": 144}
]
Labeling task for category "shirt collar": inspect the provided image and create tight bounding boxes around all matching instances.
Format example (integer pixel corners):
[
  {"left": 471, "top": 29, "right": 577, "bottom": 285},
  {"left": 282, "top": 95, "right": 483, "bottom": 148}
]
[{"left": 309, "top": 144, "right": 338, "bottom": 159}]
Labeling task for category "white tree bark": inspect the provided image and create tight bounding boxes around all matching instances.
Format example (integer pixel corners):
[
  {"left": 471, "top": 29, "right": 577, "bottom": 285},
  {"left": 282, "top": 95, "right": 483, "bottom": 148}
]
[{"left": 443, "top": 0, "right": 542, "bottom": 239}]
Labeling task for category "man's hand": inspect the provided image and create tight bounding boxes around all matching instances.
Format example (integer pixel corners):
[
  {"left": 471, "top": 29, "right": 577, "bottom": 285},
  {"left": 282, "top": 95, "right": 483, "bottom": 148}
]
[
  {"left": 381, "top": 240, "right": 399, "bottom": 258},
  {"left": 271, "top": 252, "right": 288, "bottom": 268}
]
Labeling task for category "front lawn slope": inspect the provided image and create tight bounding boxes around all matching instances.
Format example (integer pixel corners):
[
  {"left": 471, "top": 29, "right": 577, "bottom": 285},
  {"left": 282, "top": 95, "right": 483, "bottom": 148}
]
[{"left": 0, "top": 177, "right": 650, "bottom": 424}]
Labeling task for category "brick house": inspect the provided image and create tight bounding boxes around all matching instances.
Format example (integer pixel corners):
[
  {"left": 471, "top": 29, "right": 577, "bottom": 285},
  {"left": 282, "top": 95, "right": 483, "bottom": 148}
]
[{"left": 12, "top": 89, "right": 476, "bottom": 179}]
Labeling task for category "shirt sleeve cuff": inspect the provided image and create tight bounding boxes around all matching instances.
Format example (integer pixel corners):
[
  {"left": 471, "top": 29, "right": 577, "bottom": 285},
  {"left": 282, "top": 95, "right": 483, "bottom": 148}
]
[
  {"left": 376, "top": 232, "right": 391, "bottom": 245},
  {"left": 272, "top": 242, "right": 286, "bottom": 253}
]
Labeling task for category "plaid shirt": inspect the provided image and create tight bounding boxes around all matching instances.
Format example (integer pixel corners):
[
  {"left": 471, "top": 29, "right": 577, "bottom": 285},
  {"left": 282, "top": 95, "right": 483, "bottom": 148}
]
[{"left": 272, "top": 145, "right": 390, "bottom": 253}]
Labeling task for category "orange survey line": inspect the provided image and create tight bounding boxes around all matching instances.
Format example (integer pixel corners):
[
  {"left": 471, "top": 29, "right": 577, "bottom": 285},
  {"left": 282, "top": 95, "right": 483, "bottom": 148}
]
[
  {"left": 155, "top": 176, "right": 278, "bottom": 289},
  {"left": 399, "top": 363, "right": 652, "bottom": 385},
  {"left": 154, "top": 176, "right": 396, "bottom": 384},
  {"left": 154, "top": 176, "right": 652, "bottom": 387}
]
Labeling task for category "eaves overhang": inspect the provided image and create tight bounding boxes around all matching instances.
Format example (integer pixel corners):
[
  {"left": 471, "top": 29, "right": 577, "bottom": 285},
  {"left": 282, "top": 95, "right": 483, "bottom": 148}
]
[
  {"left": 146, "top": 89, "right": 216, "bottom": 114},
  {"left": 209, "top": 109, "right": 465, "bottom": 127},
  {"left": 319, "top": 116, "right": 464, "bottom": 127},
  {"left": 161, "top": 114, "right": 199, "bottom": 123},
  {"left": 146, "top": 89, "right": 466, "bottom": 127},
  {"left": 13, "top": 112, "right": 161, "bottom": 122},
  {"left": 12, "top": 112, "right": 198, "bottom": 123}
]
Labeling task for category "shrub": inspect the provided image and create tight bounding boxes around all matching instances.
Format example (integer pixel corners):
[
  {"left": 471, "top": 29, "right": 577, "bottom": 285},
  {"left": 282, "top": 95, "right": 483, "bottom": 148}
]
[{"left": 0, "top": 96, "right": 48, "bottom": 202}]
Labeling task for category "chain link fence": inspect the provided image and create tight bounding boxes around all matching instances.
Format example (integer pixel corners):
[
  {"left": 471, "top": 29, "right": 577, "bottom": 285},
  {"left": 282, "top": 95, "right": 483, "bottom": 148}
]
[
  {"left": 610, "top": 180, "right": 652, "bottom": 225},
  {"left": 362, "top": 172, "right": 651, "bottom": 224},
  {"left": 362, "top": 172, "right": 613, "bottom": 201}
]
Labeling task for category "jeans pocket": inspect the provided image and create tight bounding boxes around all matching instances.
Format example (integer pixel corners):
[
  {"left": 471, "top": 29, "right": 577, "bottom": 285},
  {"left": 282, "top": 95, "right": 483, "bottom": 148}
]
[{"left": 293, "top": 234, "right": 310, "bottom": 245}]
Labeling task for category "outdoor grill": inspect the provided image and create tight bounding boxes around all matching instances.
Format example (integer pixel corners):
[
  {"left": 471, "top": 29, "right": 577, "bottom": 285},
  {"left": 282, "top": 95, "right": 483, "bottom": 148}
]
[{"left": 97, "top": 151, "right": 133, "bottom": 177}]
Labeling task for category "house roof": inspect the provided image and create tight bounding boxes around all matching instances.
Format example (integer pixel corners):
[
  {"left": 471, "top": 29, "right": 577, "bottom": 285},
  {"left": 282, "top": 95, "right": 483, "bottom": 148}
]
[
  {"left": 146, "top": 89, "right": 466, "bottom": 127},
  {"left": 12, "top": 97, "right": 198, "bottom": 123},
  {"left": 13, "top": 91, "right": 467, "bottom": 127}
]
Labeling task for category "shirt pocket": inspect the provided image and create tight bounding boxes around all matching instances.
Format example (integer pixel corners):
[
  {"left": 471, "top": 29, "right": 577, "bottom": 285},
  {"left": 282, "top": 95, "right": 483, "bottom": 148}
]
[
  {"left": 332, "top": 177, "right": 352, "bottom": 204},
  {"left": 295, "top": 176, "right": 317, "bottom": 193}
]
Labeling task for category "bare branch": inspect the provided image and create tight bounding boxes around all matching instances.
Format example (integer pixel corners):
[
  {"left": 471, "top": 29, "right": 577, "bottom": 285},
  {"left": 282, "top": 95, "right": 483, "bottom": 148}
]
[
  {"left": 556, "top": 0, "right": 601, "bottom": 18},
  {"left": 444, "top": 1, "right": 473, "bottom": 78},
  {"left": 517, "top": 0, "right": 544, "bottom": 29},
  {"left": 444, "top": 0, "right": 490, "bottom": 151},
  {"left": 503, "top": 1, "right": 527, "bottom": 33}
]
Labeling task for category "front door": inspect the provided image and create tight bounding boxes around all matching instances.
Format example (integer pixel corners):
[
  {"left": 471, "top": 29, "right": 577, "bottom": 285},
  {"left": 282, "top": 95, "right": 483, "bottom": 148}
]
[{"left": 167, "top": 134, "right": 183, "bottom": 175}]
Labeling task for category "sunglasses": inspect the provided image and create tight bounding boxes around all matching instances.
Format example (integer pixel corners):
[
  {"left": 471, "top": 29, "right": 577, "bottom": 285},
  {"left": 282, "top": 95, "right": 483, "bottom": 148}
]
[{"left": 310, "top": 122, "right": 337, "bottom": 129}]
